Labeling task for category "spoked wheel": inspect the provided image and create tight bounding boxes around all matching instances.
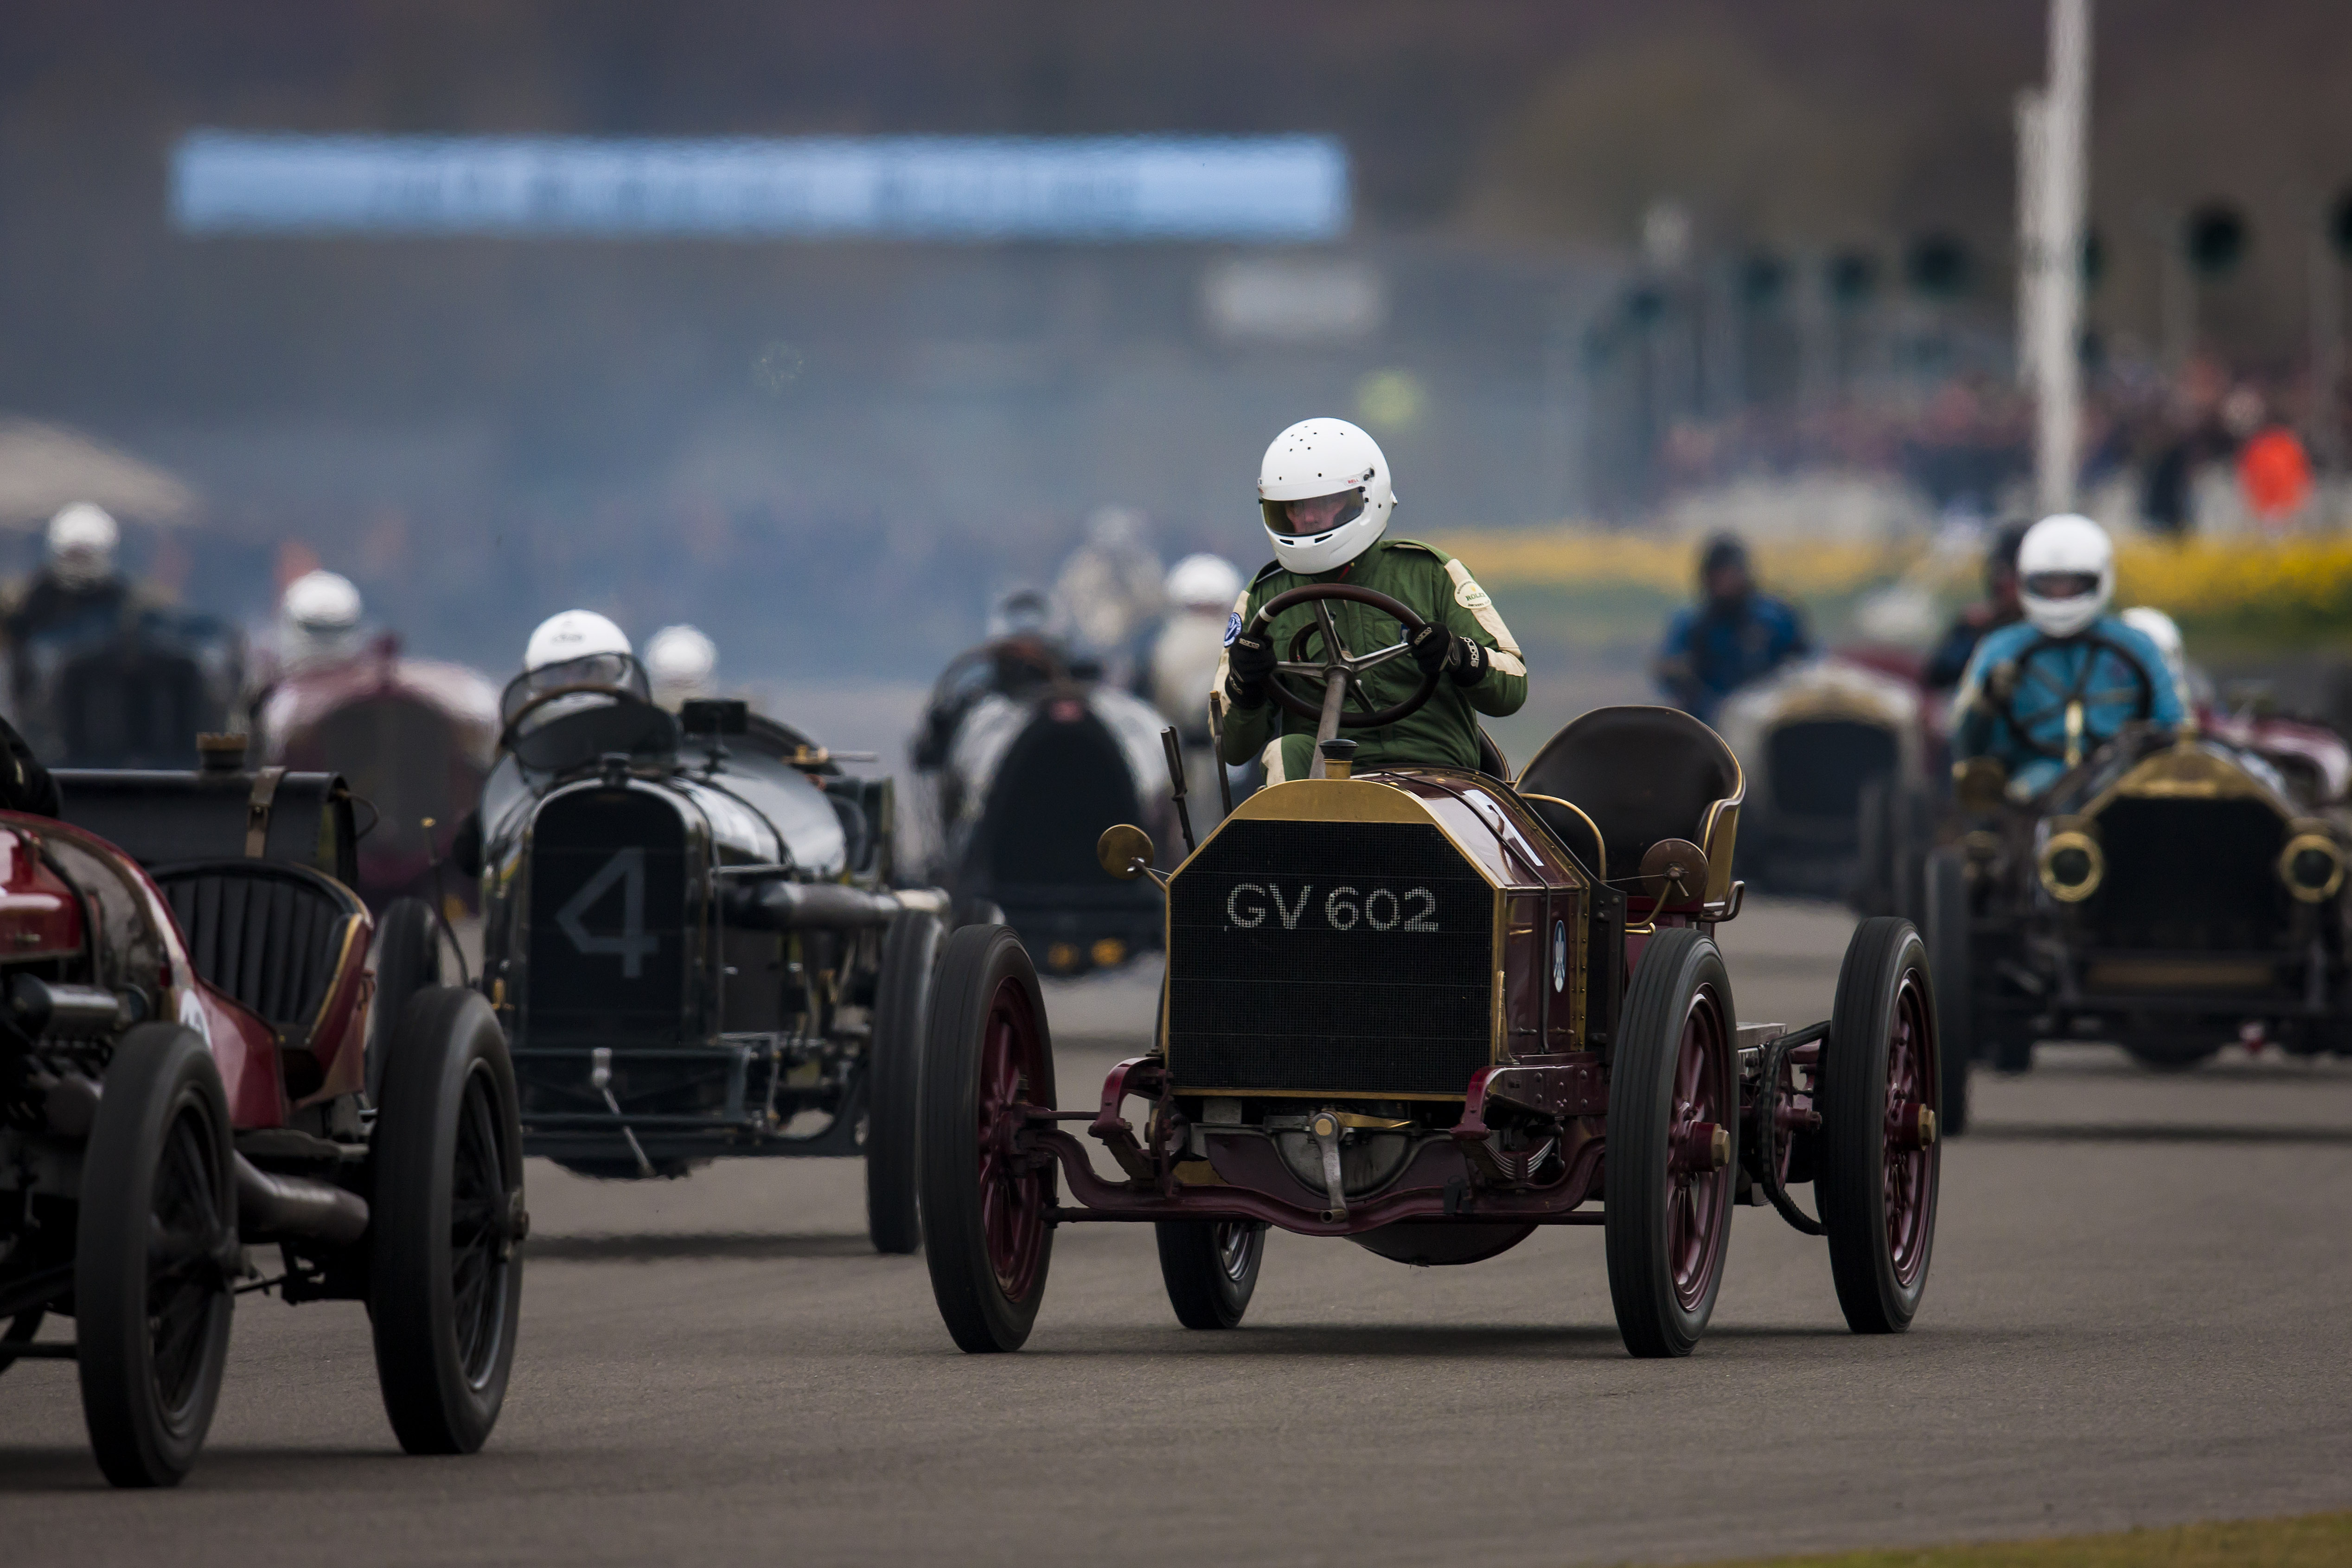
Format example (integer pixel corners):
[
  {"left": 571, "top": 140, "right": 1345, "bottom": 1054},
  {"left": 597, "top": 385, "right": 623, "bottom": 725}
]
[
  {"left": 1156, "top": 1220, "right": 1266, "bottom": 1330},
  {"left": 919, "top": 924, "right": 1056, "bottom": 1353},
  {"left": 1606, "top": 928, "right": 1738, "bottom": 1358},
  {"left": 76, "top": 1024, "right": 238, "bottom": 1488},
  {"left": 1820, "top": 917, "right": 1941, "bottom": 1334},
  {"left": 1922, "top": 849, "right": 1972, "bottom": 1136},
  {"left": 866, "top": 908, "right": 945, "bottom": 1255},
  {"left": 369, "top": 896, "right": 443, "bottom": 1104},
  {"left": 371, "top": 987, "right": 526, "bottom": 1454}
]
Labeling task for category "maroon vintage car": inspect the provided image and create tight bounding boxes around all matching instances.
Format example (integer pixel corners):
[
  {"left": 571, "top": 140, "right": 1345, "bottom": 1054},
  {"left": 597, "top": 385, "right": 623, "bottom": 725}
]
[
  {"left": 916, "top": 583, "right": 1944, "bottom": 1358},
  {"left": 0, "top": 744, "right": 523, "bottom": 1485},
  {"left": 251, "top": 636, "right": 500, "bottom": 909}
]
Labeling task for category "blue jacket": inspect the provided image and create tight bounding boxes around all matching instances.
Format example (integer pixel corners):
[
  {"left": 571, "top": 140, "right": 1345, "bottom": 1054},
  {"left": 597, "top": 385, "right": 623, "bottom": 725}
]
[
  {"left": 1655, "top": 595, "right": 1810, "bottom": 722},
  {"left": 1951, "top": 614, "right": 2184, "bottom": 796}
]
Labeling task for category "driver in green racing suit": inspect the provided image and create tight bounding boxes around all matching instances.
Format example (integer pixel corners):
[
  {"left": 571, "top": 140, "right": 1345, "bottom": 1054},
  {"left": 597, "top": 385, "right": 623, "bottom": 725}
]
[{"left": 1213, "top": 418, "right": 1527, "bottom": 780}]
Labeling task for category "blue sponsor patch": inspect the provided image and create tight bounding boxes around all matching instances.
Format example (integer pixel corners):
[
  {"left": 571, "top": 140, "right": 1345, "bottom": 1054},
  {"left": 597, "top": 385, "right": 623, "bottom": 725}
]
[{"left": 1222, "top": 611, "right": 1243, "bottom": 646}]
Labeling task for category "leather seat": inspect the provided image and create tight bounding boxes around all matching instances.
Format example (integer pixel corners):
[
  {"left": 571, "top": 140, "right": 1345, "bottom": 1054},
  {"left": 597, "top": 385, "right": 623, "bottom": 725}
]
[
  {"left": 1516, "top": 705, "right": 1743, "bottom": 892},
  {"left": 150, "top": 860, "right": 367, "bottom": 1041}
]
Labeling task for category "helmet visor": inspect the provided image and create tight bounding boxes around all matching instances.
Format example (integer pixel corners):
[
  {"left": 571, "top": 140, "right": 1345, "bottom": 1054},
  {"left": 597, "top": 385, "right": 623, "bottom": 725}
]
[
  {"left": 2024, "top": 570, "right": 2102, "bottom": 602},
  {"left": 1261, "top": 489, "right": 1366, "bottom": 538}
]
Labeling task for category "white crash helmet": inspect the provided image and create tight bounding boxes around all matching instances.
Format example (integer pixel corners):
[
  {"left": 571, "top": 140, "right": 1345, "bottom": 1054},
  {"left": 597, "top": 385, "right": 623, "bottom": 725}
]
[
  {"left": 1165, "top": 553, "right": 1243, "bottom": 614},
  {"left": 645, "top": 623, "right": 718, "bottom": 705},
  {"left": 280, "top": 570, "right": 364, "bottom": 665},
  {"left": 1257, "top": 417, "right": 1394, "bottom": 575},
  {"left": 2017, "top": 512, "right": 2113, "bottom": 639},
  {"left": 524, "top": 608, "right": 630, "bottom": 672},
  {"left": 2119, "top": 605, "right": 2188, "bottom": 696},
  {"left": 46, "top": 502, "right": 120, "bottom": 588}
]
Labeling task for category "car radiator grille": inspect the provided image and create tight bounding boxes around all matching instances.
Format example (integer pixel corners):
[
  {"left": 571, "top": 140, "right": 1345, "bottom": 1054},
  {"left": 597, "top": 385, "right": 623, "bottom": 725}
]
[
  {"left": 1167, "top": 818, "right": 1494, "bottom": 1098},
  {"left": 525, "top": 790, "right": 690, "bottom": 1046}
]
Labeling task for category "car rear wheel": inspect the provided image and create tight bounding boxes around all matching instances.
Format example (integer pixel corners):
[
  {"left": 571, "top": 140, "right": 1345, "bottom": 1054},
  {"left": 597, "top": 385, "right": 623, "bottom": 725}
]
[
  {"left": 369, "top": 896, "right": 442, "bottom": 1104},
  {"left": 1157, "top": 1220, "right": 1265, "bottom": 1330},
  {"left": 919, "top": 924, "right": 1055, "bottom": 1353},
  {"left": 1606, "top": 928, "right": 1738, "bottom": 1358},
  {"left": 76, "top": 1024, "right": 237, "bottom": 1488},
  {"left": 866, "top": 908, "right": 945, "bottom": 1255},
  {"left": 370, "top": 987, "right": 524, "bottom": 1455},
  {"left": 1820, "top": 918, "right": 1940, "bottom": 1334},
  {"left": 1922, "top": 848, "right": 1973, "bottom": 1136}
]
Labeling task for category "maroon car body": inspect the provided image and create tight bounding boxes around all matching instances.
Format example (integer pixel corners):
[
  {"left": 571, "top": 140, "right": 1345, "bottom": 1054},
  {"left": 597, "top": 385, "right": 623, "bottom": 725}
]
[
  {"left": 251, "top": 636, "right": 500, "bottom": 908},
  {"left": 0, "top": 757, "right": 524, "bottom": 1485}
]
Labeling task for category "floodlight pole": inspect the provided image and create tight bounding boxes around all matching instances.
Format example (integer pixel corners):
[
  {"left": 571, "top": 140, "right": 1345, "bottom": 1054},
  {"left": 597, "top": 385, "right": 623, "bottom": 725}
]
[{"left": 2024, "top": 0, "right": 2092, "bottom": 514}]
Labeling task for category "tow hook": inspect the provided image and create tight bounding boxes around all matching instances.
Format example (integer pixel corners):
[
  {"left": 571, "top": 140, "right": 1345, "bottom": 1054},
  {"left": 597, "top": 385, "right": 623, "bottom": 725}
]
[
  {"left": 590, "top": 1047, "right": 657, "bottom": 1179},
  {"left": 1308, "top": 1110, "right": 1348, "bottom": 1222}
]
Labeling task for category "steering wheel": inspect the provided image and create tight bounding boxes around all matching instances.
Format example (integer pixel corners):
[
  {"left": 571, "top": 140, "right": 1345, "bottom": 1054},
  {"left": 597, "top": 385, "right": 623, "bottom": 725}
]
[
  {"left": 1989, "top": 632, "right": 2157, "bottom": 762},
  {"left": 1251, "top": 583, "right": 1442, "bottom": 730}
]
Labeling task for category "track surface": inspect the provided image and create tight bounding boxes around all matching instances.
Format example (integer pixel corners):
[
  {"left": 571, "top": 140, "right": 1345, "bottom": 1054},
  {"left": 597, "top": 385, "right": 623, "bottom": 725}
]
[{"left": 5, "top": 898, "right": 2350, "bottom": 1566}]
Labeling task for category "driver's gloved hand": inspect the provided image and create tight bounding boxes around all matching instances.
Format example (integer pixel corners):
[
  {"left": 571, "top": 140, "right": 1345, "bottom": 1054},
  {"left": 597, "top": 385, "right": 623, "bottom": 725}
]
[
  {"left": 1225, "top": 630, "right": 1277, "bottom": 710},
  {"left": 1410, "top": 623, "right": 1489, "bottom": 686}
]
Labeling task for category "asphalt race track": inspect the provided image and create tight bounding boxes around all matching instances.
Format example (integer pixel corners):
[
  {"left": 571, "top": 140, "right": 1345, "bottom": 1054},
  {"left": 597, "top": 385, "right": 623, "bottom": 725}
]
[{"left": 5, "top": 898, "right": 2350, "bottom": 1566}]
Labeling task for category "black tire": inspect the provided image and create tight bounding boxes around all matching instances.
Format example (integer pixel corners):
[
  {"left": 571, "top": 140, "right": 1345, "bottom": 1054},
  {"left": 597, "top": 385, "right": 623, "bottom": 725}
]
[
  {"left": 0, "top": 1306, "right": 43, "bottom": 1376},
  {"left": 866, "top": 908, "right": 945, "bottom": 1255},
  {"left": 1820, "top": 918, "right": 1941, "bottom": 1335},
  {"left": 1923, "top": 849, "right": 1973, "bottom": 1137},
  {"left": 1605, "top": 928, "right": 1738, "bottom": 1358},
  {"left": 76, "top": 1023, "right": 237, "bottom": 1488},
  {"left": 1156, "top": 1221, "right": 1265, "bottom": 1330},
  {"left": 919, "top": 924, "right": 1056, "bottom": 1353},
  {"left": 370, "top": 987, "right": 524, "bottom": 1455},
  {"left": 369, "top": 896, "right": 443, "bottom": 1104}
]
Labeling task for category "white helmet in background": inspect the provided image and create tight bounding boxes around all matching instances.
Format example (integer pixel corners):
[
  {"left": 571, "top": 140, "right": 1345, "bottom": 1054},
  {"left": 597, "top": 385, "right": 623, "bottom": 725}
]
[
  {"left": 646, "top": 623, "right": 718, "bottom": 707},
  {"left": 46, "top": 502, "right": 120, "bottom": 589},
  {"left": 524, "top": 609, "right": 630, "bottom": 672},
  {"left": 2119, "top": 605, "right": 2188, "bottom": 696},
  {"left": 280, "top": 569, "right": 364, "bottom": 667},
  {"left": 1258, "top": 417, "right": 1394, "bottom": 575},
  {"left": 2017, "top": 512, "right": 2113, "bottom": 639},
  {"left": 1165, "top": 553, "right": 1243, "bottom": 614}
]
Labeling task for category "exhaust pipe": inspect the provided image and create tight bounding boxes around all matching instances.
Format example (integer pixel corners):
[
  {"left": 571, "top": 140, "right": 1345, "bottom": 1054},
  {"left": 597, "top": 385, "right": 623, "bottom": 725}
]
[
  {"left": 720, "top": 878, "right": 905, "bottom": 932},
  {"left": 235, "top": 1154, "right": 369, "bottom": 1246}
]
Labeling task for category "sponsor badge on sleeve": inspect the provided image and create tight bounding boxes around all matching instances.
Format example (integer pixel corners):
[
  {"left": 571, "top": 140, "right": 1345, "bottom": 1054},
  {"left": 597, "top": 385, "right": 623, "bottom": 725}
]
[{"left": 1223, "top": 612, "right": 1243, "bottom": 646}]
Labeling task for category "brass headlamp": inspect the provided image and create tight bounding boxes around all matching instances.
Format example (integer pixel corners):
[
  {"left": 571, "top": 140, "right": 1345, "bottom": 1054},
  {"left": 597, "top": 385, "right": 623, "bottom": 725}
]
[
  {"left": 2036, "top": 827, "right": 2105, "bottom": 903},
  {"left": 2278, "top": 830, "right": 2346, "bottom": 903}
]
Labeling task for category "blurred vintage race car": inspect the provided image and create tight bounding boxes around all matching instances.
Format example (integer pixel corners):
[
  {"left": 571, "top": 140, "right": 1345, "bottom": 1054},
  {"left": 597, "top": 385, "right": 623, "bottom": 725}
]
[
  {"left": 1715, "top": 651, "right": 1931, "bottom": 915},
  {"left": 9, "top": 603, "right": 243, "bottom": 769},
  {"left": 1924, "top": 629, "right": 2352, "bottom": 1079},
  {"left": 3, "top": 743, "right": 522, "bottom": 1485},
  {"left": 250, "top": 635, "right": 500, "bottom": 910},
  {"left": 911, "top": 636, "right": 1175, "bottom": 976},
  {"left": 917, "top": 582, "right": 1947, "bottom": 1359},
  {"left": 463, "top": 655, "right": 948, "bottom": 1253}
]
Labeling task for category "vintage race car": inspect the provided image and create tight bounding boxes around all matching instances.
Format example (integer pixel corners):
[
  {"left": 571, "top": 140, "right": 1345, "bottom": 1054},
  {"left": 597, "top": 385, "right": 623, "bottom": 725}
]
[
  {"left": 1716, "top": 650, "right": 1931, "bottom": 915},
  {"left": 911, "top": 638, "right": 1176, "bottom": 976},
  {"left": 464, "top": 655, "right": 948, "bottom": 1253},
  {"left": 250, "top": 634, "right": 501, "bottom": 910},
  {"left": 10, "top": 603, "right": 243, "bottom": 768},
  {"left": 1927, "top": 642, "right": 2352, "bottom": 1075},
  {"left": 1, "top": 741, "right": 522, "bottom": 1485},
  {"left": 916, "top": 583, "right": 1946, "bottom": 1358}
]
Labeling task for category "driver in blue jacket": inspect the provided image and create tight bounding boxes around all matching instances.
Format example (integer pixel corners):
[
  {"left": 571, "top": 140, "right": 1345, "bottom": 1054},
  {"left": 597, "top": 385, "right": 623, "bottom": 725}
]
[{"left": 1951, "top": 513, "right": 2183, "bottom": 800}]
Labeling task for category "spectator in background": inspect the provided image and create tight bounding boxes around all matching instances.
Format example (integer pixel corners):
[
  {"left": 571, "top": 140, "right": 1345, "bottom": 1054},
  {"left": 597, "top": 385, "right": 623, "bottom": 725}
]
[
  {"left": 2238, "top": 425, "right": 2313, "bottom": 525},
  {"left": 1654, "top": 532, "right": 1810, "bottom": 724},
  {"left": 1923, "top": 520, "right": 2030, "bottom": 691}
]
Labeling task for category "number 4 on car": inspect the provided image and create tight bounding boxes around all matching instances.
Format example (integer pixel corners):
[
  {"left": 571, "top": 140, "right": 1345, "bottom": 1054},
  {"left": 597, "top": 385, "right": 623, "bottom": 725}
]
[{"left": 917, "top": 671, "right": 1945, "bottom": 1357}]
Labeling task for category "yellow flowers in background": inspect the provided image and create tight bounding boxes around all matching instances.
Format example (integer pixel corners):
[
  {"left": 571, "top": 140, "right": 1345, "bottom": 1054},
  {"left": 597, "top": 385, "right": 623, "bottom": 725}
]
[
  {"left": 1432, "top": 528, "right": 2352, "bottom": 646},
  {"left": 1433, "top": 530, "right": 1909, "bottom": 598}
]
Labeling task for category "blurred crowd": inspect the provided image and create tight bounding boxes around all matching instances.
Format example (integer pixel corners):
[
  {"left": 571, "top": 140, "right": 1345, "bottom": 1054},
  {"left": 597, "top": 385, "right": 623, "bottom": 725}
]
[{"left": 1656, "top": 356, "right": 2339, "bottom": 537}]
